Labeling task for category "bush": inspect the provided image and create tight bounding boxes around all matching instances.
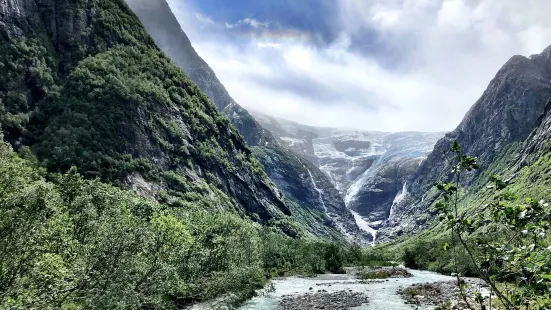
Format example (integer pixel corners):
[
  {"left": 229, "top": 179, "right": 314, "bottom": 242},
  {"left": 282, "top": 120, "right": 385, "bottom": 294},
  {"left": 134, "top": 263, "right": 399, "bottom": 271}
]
[
  {"left": 358, "top": 270, "right": 391, "bottom": 280},
  {"left": 402, "top": 247, "right": 418, "bottom": 269},
  {"left": 324, "top": 243, "right": 345, "bottom": 273},
  {"left": 0, "top": 139, "right": 371, "bottom": 308},
  {"left": 433, "top": 141, "right": 551, "bottom": 309},
  {"left": 357, "top": 267, "right": 412, "bottom": 280}
]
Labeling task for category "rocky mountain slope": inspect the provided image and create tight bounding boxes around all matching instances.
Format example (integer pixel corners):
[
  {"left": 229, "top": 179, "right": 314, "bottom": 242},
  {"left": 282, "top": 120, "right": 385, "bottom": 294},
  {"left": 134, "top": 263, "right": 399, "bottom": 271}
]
[
  {"left": 124, "top": 0, "right": 275, "bottom": 147},
  {"left": 252, "top": 111, "right": 443, "bottom": 238},
  {"left": 124, "top": 0, "right": 365, "bottom": 242},
  {"left": 253, "top": 146, "right": 370, "bottom": 242},
  {"left": 0, "top": 0, "right": 290, "bottom": 229},
  {"left": 377, "top": 45, "right": 551, "bottom": 241}
]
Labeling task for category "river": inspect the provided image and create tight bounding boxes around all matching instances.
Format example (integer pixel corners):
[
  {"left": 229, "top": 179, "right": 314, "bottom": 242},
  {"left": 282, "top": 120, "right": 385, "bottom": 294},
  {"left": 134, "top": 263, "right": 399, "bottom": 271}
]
[{"left": 238, "top": 268, "right": 458, "bottom": 310}]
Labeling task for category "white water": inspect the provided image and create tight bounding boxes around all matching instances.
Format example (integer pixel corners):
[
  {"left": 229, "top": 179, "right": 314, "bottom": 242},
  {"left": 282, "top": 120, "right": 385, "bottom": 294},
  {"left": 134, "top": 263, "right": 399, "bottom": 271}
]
[
  {"left": 292, "top": 154, "right": 357, "bottom": 240},
  {"left": 388, "top": 182, "right": 408, "bottom": 220},
  {"left": 239, "top": 268, "right": 458, "bottom": 310},
  {"left": 306, "top": 169, "right": 329, "bottom": 215},
  {"left": 345, "top": 182, "right": 408, "bottom": 243},
  {"left": 350, "top": 210, "right": 377, "bottom": 241}
]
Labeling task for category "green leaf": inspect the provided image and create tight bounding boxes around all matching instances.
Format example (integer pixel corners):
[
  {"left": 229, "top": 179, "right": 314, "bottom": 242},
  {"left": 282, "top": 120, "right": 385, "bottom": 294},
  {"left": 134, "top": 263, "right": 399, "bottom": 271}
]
[
  {"left": 451, "top": 140, "right": 461, "bottom": 153},
  {"left": 443, "top": 243, "right": 450, "bottom": 251}
]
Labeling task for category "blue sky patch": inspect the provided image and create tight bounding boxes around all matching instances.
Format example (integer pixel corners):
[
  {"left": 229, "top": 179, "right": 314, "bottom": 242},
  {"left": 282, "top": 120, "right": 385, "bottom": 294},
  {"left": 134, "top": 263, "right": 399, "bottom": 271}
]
[{"left": 166, "top": 0, "right": 551, "bottom": 131}]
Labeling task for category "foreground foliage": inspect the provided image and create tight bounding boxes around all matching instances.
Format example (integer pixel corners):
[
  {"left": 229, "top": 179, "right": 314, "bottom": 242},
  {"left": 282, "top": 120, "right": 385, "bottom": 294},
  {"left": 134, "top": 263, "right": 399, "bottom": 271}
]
[
  {"left": 421, "top": 141, "right": 551, "bottom": 309},
  {"left": 1, "top": 0, "right": 290, "bottom": 230},
  {"left": 0, "top": 139, "right": 375, "bottom": 309}
]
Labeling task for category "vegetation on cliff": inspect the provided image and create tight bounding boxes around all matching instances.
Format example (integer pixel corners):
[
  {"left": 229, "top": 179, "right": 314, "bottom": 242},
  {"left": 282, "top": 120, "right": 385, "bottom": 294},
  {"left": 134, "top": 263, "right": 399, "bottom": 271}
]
[
  {"left": 387, "top": 142, "right": 551, "bottom": 309},
  {"left": 0, "top": 138, "right": 381, "bottom": 309},
  {"left": 0, "top": 0, "right": 289, "bottom": 226},
  {"left": 0, "top": 1, "right": 374, "bottom": 308}
]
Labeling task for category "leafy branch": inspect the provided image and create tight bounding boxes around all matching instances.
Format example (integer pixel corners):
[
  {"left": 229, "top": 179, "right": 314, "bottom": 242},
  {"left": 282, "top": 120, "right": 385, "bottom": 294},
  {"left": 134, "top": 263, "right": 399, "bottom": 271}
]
[{"left": 434, "top": 141, "right": 551, "bottom": 310}]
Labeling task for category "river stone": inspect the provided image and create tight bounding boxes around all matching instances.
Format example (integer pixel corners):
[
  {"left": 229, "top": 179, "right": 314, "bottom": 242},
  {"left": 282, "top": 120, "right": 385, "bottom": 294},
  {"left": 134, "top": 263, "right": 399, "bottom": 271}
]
[
  {"left": 278, "top": 291, "right": 368, "bottom": 310},
  {"left": 398, "top": 279, "right": 489, "bottom": 308}
]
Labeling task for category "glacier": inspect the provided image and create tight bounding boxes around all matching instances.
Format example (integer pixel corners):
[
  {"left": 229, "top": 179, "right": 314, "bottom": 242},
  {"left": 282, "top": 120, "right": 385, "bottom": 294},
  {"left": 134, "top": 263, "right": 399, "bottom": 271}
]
[{"left": 250, "top": 111, "right": 443, "bottom": 238}]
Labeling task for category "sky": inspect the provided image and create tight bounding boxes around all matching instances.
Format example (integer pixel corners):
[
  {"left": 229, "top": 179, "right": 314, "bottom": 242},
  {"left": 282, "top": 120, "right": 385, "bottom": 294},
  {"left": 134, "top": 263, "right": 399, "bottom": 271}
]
[{"left": 167, "top": 0, "right": 551, "bottom": 132}]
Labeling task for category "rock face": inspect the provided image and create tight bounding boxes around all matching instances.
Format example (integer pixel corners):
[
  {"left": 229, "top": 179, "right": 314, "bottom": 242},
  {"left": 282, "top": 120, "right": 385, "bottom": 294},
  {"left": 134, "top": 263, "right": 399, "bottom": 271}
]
[
  {"left": 252, "top": 112, "right": 443, "bottom": 233},
  {"left": 344, "top": 132, "right": 443, "bottom": 229},
  {"left": 124, "top": 0, "right": 364, "bottom": 241},
  {"left": 124, "top": 0, "right": 276, "bottom": 147},
  {"left": 0, "top": 0, "right": 291, "bottom": 227},
  {"left": 378, "top": 45, "right": 551, "bottom": 241},
  {"left": 253, "top": 146, "right": 369, "bottom": 243}
]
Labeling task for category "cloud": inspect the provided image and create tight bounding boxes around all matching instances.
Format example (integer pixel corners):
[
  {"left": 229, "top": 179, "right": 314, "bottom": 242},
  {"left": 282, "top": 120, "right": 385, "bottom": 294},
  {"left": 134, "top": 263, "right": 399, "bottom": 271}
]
[
  {"left": 194, "top": 12, "right": 215, "bottom": 25},
  {"left": 257, "top": 42, "right": 281, "bottom": 49},
  {"left": 167, "top": 0, "right": 551, "bottom": 132},
  {"left": 226, "top": 18, "right": 269, "bottom": 29}
]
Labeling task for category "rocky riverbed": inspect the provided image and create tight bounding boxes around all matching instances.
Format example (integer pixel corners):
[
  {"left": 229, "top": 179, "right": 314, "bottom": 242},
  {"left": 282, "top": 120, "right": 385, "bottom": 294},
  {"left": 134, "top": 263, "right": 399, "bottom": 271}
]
[
  {"left": 238, "top": 267, "right": 467, "bottom": 310},
  {"left": 279, "top": 291, "right": 370, "bottom": 310},
  {"left": 398, "top": 278, "right": 490, "bottom": 309},
  {"left": 355, "top": 266, "right": 412, "bottom": 279}
]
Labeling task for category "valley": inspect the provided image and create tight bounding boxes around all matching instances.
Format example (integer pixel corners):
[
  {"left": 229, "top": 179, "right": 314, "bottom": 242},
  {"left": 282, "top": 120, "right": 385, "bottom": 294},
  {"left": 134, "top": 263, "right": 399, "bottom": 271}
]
[
  {"left": 0, "top": 0, "right": 550, "bottom": 309},
  {"left": 251, "top": 111, "right": 443, "bottom": 239}
]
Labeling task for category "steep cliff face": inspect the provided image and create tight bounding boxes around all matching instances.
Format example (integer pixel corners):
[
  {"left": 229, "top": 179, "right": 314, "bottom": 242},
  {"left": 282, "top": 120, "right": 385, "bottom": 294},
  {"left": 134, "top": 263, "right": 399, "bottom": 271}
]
[
  {"left": 122, "top": 0, "right": 227, "bottom": 110},
  {"left": 251, "top": 111, "right": 443, "bottom": 235},
  {"left": 0, "top": 0, "right": 291, "bottom": 226},
  {"left": 223, "top": 102, "right": 277, "bottom": 147},
  {"left": 251, "top": 111, "right": 321, "bottom": 164},
  {"left": 124, "top": 0, "right": 276, "bottom": 147},
  {"left": 347, "top": 156, "right": 421, "bottom": 229},
  {"left": 378, "top": 46, "right": 551, "bottom": 241},
  {"left": 253, "top": 146, "right": 370, "bottom": 243},
  {"left": 123, "top": 0, "right": 366, "bottom": 241}
]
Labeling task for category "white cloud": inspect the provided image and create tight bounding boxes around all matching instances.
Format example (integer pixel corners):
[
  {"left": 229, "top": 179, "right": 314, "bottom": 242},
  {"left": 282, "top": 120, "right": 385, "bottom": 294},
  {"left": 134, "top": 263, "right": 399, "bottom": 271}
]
[
  {"left": 257, "top": 42, "right": 281, "bottom": 49},
  {"left": 225, "top": 18, "right": 269, "bottom": 29},
  {"left": 194, "top": 12, "right": 214, "bottom": 25},
  {"left": 168, "top": 0, "right": 551, "bottom": 132},
  {"left": 437, "top": 0, "right": 473, "bottom": 30}
]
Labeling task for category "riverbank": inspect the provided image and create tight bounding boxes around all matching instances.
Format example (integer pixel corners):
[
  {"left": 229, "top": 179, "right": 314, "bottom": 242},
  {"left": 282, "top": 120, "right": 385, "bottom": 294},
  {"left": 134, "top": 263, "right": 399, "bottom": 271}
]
[
  {"left": 398, "top": 278, "right": 490, "bottom": 309},
  {"left": 237, "top": 267, "right": 463, "bottom": 310},
  {"left": 279, "top": 291, "right": 370, "bottom": 310},
  {"left": 188, "top": 266, "right": 491, "bottom": 310}
]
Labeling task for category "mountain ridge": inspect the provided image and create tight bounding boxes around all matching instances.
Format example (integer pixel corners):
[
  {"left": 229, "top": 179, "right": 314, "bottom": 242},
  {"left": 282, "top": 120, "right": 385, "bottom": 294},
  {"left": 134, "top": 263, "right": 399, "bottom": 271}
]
[
  {"left": 251, "top": 110, "right": 443, "bottom": 238},
  {"left": 0, "top": 0, "right": 293, "bottom": 229},
  {"left": 124, "top": 0, "right": 367, "bottom": 243},
  {"left": 378, "top": 44, "right": 551, "bottom": 241},
  {"left": 124, "top": 0, "right": 278, "bottom": 147}
]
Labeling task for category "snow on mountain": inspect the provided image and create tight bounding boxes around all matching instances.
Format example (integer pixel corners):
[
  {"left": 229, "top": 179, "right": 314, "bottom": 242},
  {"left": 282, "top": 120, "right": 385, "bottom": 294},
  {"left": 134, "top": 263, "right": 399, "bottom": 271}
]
[{"left": 250, "top": 111, "right": 443, "bottom": 236}]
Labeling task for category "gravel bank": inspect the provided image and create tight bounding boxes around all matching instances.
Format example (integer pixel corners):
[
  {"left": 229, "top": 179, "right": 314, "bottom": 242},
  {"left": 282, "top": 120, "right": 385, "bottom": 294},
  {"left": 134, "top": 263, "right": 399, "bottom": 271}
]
[
  {"left": 397, "top": 278, "right": 490, "bottom": 309},
  {"left": 278, "top": 290, "right": 369, "bottom": 310},
  {"left": 355, "top": 266, "right": 413, "bottom": 280}
]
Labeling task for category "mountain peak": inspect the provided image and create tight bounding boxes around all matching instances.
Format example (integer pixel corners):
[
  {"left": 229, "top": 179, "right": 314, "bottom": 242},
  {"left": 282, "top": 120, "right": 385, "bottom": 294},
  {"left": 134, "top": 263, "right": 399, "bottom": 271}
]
[
  {"left": 379, "top": 43, "right": 551, "bottom": 241},
  {"left": 539, "top": 44, "right": 551, "bottom": 58}
]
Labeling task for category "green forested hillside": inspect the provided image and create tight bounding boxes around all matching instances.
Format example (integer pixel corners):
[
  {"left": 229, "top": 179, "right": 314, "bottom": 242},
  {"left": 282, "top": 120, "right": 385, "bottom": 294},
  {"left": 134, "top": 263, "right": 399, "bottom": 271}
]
[
  {"left": 0, "top": 137, "right": 362, "bottom": 309},
  {"left": 123, "top": 0, "right": 366, "bottom": 242},
  {"left": 0, "top": 0, "right": 291, "bottom": 225},
  {"left": 0, "top": 1, "right": 368, "bottom": 308},
  {"left": 380, "top": 138, "right": 551, "bottom": 266}
]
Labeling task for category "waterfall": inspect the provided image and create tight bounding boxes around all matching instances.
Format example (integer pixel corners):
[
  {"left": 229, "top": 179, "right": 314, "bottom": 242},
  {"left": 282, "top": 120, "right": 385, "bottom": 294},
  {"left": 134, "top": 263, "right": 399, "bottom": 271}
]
[
  {"left": 292, "top": 154, "right": 328, "bottom": 215},
  {"left": 389, "top": 182, "right": 408, "bottom": 219},
  {"left": 350, "top": 209, "right": 377, "bottom": 241}
]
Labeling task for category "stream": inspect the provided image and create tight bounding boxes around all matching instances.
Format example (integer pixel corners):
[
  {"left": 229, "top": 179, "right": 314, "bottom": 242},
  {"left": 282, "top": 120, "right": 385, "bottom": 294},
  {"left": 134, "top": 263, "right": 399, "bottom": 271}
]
[{"left": 238, "top": 268, "right": 458, "bottom": 310}]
